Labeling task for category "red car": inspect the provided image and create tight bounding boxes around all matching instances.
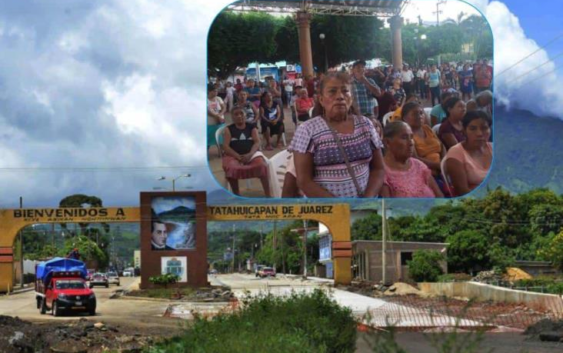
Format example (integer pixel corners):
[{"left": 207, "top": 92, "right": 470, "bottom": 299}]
[
  {"left": 37, "top": 273, "right": 96, "bottom": 316},
  {"left": 257, "top": 267, "right": 276, "bottom": 278}
]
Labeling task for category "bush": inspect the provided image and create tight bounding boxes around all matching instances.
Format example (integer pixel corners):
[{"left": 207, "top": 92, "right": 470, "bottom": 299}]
[
  {"left": 407, "top": 250, "right": 445, "bottom": 282},
  {"left": 148, "top": 273, "right": 179, "bottom": 288},
  {"left": 437, "top": 273, "right": 472, "bottom": 283},
  {"left": 147, "top": 289, "right": 357, "bottom": 353}
]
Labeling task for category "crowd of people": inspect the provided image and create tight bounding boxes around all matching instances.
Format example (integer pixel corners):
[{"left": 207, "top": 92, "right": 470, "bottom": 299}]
[{"left": 208, "top": 58, "right": 493, "bottom": 198}]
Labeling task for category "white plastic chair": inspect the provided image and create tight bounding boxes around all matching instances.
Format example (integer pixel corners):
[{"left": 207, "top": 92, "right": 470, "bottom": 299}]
[
  {"left": 440, "top": 157, "right": 454, "bottom": 197},
  {"left": 267, "top": 149, "right": 292, "bottom": 198},
  {"left": 215, "top": 125, "right": 227, "bottom": 157},
  {"left": 432, "top": 123, "right": 441, "bottom": 136},
  {"left": 382, "top": 111, "right": 394, "bottom": 126}
]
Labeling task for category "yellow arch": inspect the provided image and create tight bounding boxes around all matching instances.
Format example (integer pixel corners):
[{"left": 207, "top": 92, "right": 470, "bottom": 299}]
[{"left": 0, "top": 203, "right": 351, "bottom": 292}]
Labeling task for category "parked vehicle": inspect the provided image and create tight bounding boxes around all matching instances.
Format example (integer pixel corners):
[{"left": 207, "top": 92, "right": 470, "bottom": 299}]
[
  {"left": 89, "top": 273, "right": 109, "bottom": 288},
  {"left": 122, "top": 267, "right": 135, "bottom": 277},
  {"left": 35, "top": 257, "right": 96, "bottom": 316},
  {"left": 257, "top": 267, "right": 276, "bottom": 278},
  {"left": 106, "top": 272, "right": 120, "bottom": 286}
]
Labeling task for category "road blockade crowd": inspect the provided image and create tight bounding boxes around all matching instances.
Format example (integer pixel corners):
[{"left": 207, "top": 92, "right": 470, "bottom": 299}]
[{"left": 208, "top": 58, "right": 493, "bottom": 198}]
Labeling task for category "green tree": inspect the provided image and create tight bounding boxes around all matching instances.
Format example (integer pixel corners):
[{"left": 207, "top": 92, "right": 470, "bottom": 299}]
[
  {"left": 407, "top": 250, "right": 445, "bottom": 282},
  {"left": 446, "top": 230, "right": 490, "bottom": 274},
  {"left": 59, "top": 194, "right": 109, "bottom": 236},
  {"left": 61, "top": 235, "right": 108, "bottom": 269},
  {"left": 351, "top": 212, "right": 382, "bottom": 241},
  {"left": 539, "top": 231, "right": 563, "bottom": 270}
]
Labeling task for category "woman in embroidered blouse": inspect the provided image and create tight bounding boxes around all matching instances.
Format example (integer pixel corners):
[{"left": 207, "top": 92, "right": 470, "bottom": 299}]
[
  {"left": 438, "top": 97, "right": 467, "bottom": 150},
  {"left": 444, "top": 110, "right": 492, "bottom": 196},
  {"left": 289, "top": 72, "right": 385, "bottom": 198},
  {"left": 222, "top": 107, "right": 271, "bottom": 197},
  {"left": 380, "top": 121, "right": 443, "bottom": 198}
]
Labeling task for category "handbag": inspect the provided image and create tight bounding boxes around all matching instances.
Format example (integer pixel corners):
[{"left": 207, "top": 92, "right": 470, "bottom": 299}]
[{"left": 328, "top": 124, "right": 364, "bottom": 197}]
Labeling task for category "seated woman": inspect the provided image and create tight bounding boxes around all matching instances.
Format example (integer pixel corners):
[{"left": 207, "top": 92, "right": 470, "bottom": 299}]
[
  {"left": 295, "top": 88, "right": 315, "bottom": 122},
  {"left": 222, "top": 107, "right": 271, "bottom": 197},
  {"left": 390, "top": 93, "right": 420, "bottom": 122},
  {"left": 401, "top": 102, "right": 445, "bottom": 176},
  {"left": 207, "top": 85, "right": 226, "bottom": 151},
  {"left": 290, "top": 72, "right": 385, "bottom": 198},
  {"left": 430, "top": 91, "right": 456, "bottom": 127},
  {"left": 380, "top": 121, "right": 443, "bottom": 198},
  {"left": 438, "top": 96, "right": 467, "bottom": 150},
  {"left": 444, "top": 110, "right": 492, "bottom": 196},
  {"left": 259, "top": 92, "right": 284, "bottom": 150},
  {"left": 387, "top": 78, "right": 406, "bottom": 107},
  {"left": 235, "top": 90, "right": 259, "bottom": 128}
]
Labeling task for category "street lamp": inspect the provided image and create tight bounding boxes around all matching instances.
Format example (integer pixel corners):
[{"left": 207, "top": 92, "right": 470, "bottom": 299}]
[
  {"left": 157, "top": 174, "right": 192, "bottom": 191},
  {"left": 319, "top": 33, "right": 328, "bottom": 73}
]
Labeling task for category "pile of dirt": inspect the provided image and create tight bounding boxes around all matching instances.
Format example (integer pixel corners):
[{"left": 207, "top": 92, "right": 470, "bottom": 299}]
[
  {"left": 504, "top": 268, "right": 533, "bottom": 282},
  {"left": 0, "top": 316, "right": 178, "bottom": 353},
  {"left": 473, "top": 270, "right": 505, "bottom": 284},
  {"left": 126, "top": 286, "right": 233, "bottom": 302},
  {"left": 524, "top": 319, "right": 563, "bottom": 342},
  {"left": 383, "top": 282, "right": 424, "bottom": 296}
]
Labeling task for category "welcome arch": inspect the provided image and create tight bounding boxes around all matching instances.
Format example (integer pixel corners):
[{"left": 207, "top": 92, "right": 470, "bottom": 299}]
[{"left": 0, "top": 197, "right": 352, "bottom": 292}]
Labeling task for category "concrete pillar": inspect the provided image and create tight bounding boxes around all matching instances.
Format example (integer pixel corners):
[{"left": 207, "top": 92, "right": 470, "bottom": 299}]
[
  {"left": 333, "top": 257, "right": 352, "bottom": 285},
  {"left": 390, "top": 16, "right": 403, "bottom": 71},
  {"left": 295, "top": 11, "right": 314, "bottom": 79}
]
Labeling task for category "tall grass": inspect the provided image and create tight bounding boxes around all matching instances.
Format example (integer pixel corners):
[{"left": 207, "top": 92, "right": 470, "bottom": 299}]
[{"left": 146, "top": 289, "right": 357, "bottom": 353}]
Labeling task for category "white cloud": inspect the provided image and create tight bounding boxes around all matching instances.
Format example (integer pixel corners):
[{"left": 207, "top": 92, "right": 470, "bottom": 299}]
[
  {"left": 0, "top": 0, "right": 233, "bottom": 208},
  {"left": 465, "top": 0, "right": 563, "bottom": 118}
]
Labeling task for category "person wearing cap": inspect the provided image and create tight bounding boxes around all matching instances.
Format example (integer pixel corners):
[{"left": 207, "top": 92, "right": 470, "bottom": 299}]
[{"left": 350, "top": 60, "right": 382, "bottom": 120}]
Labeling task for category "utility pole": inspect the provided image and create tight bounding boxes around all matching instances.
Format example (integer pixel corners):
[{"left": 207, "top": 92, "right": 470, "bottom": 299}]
[
  {"left": 231, "top": 224, "right": 236, "bottom": 273},
  {"left": 273, "top": 220, "right": 277, "bottom": 271},
  {"left": 19, "top": 197, "right": 24, "bottom": 288},
  {"left": 434, "top": 0, "right": 446, "bottom": 26},
  {"left": 381, "top": 199, "right": 387, "bottom": 285},
  {"left": 302, "top": 219, "right": 308, "bottom": 278}
]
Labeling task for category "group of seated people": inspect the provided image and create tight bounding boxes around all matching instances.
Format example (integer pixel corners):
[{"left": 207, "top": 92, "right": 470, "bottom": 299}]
[{"left": 213, "top": 71, "right": 492, "bottom": 198}]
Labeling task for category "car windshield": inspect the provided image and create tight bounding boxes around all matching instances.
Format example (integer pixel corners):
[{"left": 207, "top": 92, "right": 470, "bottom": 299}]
[
  {"left": 55, "top": 280, "right": 86, "bottom": 290},
  {"left": 107, "top": 272, "right": 117, "bottom": 277}
]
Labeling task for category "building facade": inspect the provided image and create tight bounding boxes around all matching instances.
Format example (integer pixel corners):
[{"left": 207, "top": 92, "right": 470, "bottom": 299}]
[{"left": 352, "top": 241, "right": 448, "bottom": 284}]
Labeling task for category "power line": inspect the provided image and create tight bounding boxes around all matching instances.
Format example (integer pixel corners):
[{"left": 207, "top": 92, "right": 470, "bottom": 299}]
[
  {"left": 505, "top": 49, "right": 563, "bottom": 85},
  {"left": 0, "top": 165, "right": 208, "bottom": 172},
  {"left": 496, "top": 32, "right": 563, "bottom": 77}
]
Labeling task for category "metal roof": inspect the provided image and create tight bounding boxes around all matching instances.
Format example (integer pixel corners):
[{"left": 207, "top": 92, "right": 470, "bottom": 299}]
[{"left": 228, "top": 0, "right": 408, "bottom": 17}]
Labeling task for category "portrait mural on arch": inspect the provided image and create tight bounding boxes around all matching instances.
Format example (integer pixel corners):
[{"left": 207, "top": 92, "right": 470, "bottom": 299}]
[{"left": 150, "top": 196, "right": 196, "bottom": 251}]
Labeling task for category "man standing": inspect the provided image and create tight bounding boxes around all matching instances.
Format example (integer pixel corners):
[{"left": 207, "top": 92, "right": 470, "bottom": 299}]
[
  {"left": 351, "top": 60, "right": 382, "bottom": 119},
  {"left": 151, "top": 219, "right": 174, "bottom": 250},
  {"left": 401, "top": 64, "right": 414, "bottom": 96}
]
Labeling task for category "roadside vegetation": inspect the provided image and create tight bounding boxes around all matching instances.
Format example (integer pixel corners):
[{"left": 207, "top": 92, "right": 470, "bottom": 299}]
[{"left": 146, "top": 289, "right": 357, "bottom": 353}]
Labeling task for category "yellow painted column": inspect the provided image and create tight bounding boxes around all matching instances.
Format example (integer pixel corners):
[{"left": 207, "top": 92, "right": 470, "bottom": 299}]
[
  {"left": 333, "top": 257, "right": 352, "bottom": 285},
  {"left": 295, "top": 11, "right": 314, "bottom": 78}
]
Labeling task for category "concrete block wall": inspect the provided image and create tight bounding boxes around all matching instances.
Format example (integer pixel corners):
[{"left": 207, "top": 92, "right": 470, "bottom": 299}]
[{"left": 419, "top": 282, "right": 563, "bottom": 313}]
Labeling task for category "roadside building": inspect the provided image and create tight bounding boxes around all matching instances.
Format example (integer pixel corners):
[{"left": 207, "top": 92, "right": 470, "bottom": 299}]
[{"left": 352, "top": 241, "right": 448, "bottom": 284}]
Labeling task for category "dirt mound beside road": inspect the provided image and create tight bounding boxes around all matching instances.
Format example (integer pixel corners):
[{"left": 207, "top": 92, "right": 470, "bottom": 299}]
[
  {"left": 384, "top": 282, "right": 426, "bottom": 296},
  {"left": 0, "top": 315, "right": 178, "bottom": 353}
]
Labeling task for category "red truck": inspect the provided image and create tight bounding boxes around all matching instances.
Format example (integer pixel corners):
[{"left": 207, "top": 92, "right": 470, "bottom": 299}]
[{"left": 35, "top": 257, "right": 97, "bottom": 316}]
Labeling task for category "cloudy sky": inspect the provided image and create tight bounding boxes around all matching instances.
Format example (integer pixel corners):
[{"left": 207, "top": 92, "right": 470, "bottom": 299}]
[{"left": 0, "top": 0, "right": 561, "bottom": 208}]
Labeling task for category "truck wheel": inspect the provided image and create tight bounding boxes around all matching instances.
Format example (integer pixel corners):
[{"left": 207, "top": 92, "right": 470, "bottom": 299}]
[
  {"left": 52, "top": 301, "right": 61, "bottom": 317},
  {"left": 40, "top": 299, "right": 47, "bottom": 315}
]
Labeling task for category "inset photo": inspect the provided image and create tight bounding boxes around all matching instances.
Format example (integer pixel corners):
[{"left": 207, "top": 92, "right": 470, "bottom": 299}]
[{"left": 207, "top": 0, "right": 493, "bottom": 199}]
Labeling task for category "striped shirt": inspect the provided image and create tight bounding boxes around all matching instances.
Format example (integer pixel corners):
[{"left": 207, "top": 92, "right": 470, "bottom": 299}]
[{"left": 289, "top": 115, "right": 383, "bottom": 197}]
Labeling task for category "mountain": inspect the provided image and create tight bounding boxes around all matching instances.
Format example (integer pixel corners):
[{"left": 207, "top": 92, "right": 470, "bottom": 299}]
[
  {"left": 158, "top": 206, "right": 195, "bottom": 217},
  {"left": 206, "top": 106, "right": 563, "bottom": 216}
]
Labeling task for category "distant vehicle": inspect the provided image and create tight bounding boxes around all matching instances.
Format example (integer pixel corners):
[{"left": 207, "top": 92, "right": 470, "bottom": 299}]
[
  {"left": 89, "top": 273, "right": 109, "bottom": 288},
  {"left": 106, "top": 272, "right": 120, "bottom": 286},
  {"left": 86, "top": 269, "right": 96, "bottom": 281},
  {"left": 35, "top": 257, "right": 96, "bottom": 316},
  {"left": 123, "top": 267, "right": 135, "bottom": 277},
  {"left": 256, "top": 267, "right": 276, "bottom": 278},
  {"left": 209, "top": 269, "right": 218, "bottom": 275}
]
